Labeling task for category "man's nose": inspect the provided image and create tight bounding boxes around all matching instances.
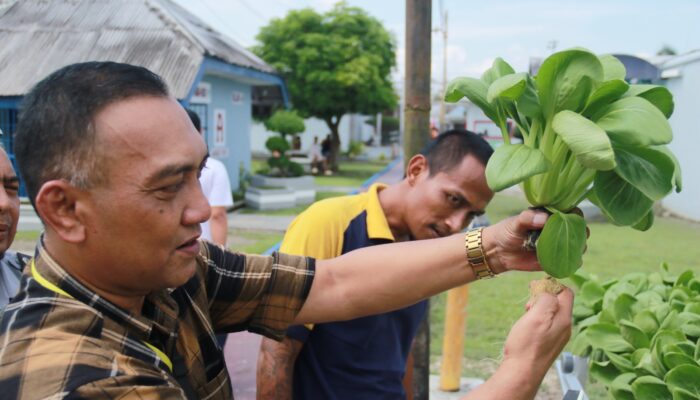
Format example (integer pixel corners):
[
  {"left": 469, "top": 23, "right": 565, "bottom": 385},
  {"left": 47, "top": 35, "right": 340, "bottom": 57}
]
[
  {"left": 445, "top": 210, "right": 469, "bottom": 234},
  {"left": 183, "top": 180, "right": 212, "bottom": 226},
  {"left": 0, "top": 188, "right": 11, "bottom": 213}
]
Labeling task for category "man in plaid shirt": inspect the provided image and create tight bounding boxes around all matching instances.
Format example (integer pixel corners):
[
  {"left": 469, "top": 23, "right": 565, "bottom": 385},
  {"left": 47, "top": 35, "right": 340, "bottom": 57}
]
[{"left": 0, "top": 62, "right": 572, "bottom": 399}]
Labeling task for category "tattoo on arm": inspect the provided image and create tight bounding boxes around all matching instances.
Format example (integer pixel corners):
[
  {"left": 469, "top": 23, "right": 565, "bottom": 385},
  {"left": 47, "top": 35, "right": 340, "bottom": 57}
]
[{"left": 256, "top": 337, "right": 304, "bottom": 400}]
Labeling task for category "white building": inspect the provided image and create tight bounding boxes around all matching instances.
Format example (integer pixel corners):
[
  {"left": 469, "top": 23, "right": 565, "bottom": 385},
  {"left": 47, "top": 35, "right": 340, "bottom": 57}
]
[{"left": 659, "top": 50, "right": 700, "bottom": 221}]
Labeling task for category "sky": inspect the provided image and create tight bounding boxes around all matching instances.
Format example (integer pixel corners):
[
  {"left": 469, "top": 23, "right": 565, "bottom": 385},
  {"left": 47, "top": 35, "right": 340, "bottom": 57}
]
[{"left": 173, "top": 0, "right": 700, "bottom": 86}]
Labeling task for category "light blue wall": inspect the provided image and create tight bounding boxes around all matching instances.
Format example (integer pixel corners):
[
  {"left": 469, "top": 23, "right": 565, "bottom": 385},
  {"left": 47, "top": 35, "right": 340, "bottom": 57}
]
[
  {"left": 200, "top": 75, "right": 252, "bottom": 191},
  {"left": 663, "top": 58, "right": 700, "bottom": 221}
]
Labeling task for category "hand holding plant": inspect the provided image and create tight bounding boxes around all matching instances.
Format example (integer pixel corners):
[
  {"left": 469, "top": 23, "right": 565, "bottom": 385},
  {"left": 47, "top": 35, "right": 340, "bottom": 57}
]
[{"left": 446, "top": 48, "right": 681, "bottom": 279}]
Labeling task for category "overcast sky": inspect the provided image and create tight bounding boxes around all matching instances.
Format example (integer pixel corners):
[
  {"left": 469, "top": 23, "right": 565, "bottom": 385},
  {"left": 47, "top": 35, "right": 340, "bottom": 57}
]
[{"left": 173, "top": 0, "right": 700, "bottom": 84}]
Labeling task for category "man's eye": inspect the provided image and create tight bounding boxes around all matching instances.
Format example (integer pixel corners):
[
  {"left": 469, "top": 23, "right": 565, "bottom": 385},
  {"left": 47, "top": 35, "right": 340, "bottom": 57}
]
[
  {"left": 5, "top": 185, "right": 18, "bottom": 194},
  {"left": 160, "top": 182, "right": 184, "bottom": 194},
  {"left": 447, "top": 194, "right": 460, "bottom": 205}
]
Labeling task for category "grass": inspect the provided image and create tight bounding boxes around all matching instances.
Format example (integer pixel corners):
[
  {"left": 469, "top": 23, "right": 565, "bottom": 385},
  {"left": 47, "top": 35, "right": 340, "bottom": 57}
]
[
  {"left": 229, "top": 229, "right": 284, "bottom": 254},
  {"left": 239, "top": 191, "right": 346, "bottom": 216},
  {"left": 314, "top": 160, "right": 390, "bottom": 187},
  {"left": 251, "top": 157, "right": 390, "bottom": 189},
  {"left": 14, "top": 231, "right": 41, "bottom": 241},
  {"left": 429, "top": 193, "right": 700, "bottom": 383}
]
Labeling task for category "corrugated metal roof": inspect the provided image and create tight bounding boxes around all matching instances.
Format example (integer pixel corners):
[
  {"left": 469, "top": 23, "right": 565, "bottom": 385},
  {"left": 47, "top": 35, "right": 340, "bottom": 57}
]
[{"left": 0, "top": 0, "right": 275, "bottom": 98}]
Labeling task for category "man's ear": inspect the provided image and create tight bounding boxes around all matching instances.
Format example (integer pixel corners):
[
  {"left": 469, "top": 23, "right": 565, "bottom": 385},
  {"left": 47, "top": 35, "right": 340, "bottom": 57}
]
[
  {"left": 406, "top": 154, "right": 429, "bottom": 186},
  {"left": 35, "top": 180, "right": 88, "bottom": 243}
]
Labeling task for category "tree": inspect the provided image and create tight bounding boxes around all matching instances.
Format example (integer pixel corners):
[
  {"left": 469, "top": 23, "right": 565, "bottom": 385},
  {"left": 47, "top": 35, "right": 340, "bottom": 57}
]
[{"left": 253, "top": 3, "right": 397, "bottom": 170}]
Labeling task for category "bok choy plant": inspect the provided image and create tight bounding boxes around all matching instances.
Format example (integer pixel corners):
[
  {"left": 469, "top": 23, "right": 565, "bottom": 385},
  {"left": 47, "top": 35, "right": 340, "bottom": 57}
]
[{"left": 445, "top": 48, "right": 682, "bottom": 279}]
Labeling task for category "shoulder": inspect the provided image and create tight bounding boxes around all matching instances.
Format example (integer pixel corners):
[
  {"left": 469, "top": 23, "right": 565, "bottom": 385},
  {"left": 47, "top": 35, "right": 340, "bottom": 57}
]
[
  {"left": 295, "top": 193, "right": 367, "bottom": 226},
  {"left": 0, "top": 250, "right": 29, "bottom": 273}
]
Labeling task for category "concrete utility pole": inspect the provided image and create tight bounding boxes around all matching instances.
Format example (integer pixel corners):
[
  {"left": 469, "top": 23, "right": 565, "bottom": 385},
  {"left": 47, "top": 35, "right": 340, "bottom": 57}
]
[{"left": 404, "top": 0, "right": 431, "bottom": 399}]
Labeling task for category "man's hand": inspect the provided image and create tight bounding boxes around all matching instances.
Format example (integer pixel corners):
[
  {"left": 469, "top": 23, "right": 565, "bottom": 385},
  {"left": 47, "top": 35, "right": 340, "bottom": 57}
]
[
  {"left": 481, "top": 209, "right": 549, "bottom": 274},
  {"left": 462, "top": 288, "right": 574, "bottom": 400},
  {"left": 503, "top": 288, "right": 574, "bottom": 370}
]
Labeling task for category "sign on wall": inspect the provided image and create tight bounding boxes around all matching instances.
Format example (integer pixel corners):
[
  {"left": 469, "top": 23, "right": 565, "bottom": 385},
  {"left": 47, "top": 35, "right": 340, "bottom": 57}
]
[
  {"left": 191, "top": 82, "right": 211, "bottom": 104},
  {"left": 213, "top": 108, "right": 226, "bottom": 146},
  {"left": 232, "top": 90, "right": 245, "bottom": 105}
]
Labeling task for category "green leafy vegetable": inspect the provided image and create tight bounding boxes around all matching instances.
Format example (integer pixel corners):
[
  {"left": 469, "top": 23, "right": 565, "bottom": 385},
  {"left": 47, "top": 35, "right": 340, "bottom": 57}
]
[
  {"left": 572, "top": 267, "right": 700, "bottom": 398},
  {"left": 445, "top": 49, "right": 681, "bottom": 277}
]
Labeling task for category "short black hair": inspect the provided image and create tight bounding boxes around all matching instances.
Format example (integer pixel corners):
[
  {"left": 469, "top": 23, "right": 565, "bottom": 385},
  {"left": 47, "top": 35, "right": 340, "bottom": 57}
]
[
  {"left": 186, "top": 108, "right": 201, "bottom": 132},
  {"left": 15, "top": 62, "right": 169, "bottom": 204},
  {"left": 421, "top": 129, "right": 494, "bottom": 175}
]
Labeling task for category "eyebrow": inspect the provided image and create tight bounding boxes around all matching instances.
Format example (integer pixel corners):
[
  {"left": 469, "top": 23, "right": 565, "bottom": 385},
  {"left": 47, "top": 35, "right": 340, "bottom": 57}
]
[{"left": 145, "top": 155, "right": 207, "bottom": 185}]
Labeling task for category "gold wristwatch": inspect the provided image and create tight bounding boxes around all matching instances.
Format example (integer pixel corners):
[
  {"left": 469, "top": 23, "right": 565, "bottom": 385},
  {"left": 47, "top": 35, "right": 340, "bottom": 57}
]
[{"left": 465, "top": 227, "right": 495, "bottom": 279}]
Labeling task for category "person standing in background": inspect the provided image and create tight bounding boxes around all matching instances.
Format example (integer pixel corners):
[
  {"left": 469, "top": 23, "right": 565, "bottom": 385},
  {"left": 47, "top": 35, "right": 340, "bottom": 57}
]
[
  {"left": 186, "top": 109, "right": 233, "bottom": 247},
  {"left": 0, "top": 147, "right": 29, "bottom": 309}
]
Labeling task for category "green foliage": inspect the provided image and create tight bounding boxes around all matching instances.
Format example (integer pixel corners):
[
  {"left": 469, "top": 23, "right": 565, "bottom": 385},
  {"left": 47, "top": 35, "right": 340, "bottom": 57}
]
[
  {"left": 265, "top": 136, "right": 290, "bottom": 154},
  {"left": 446, "top": 49, "right": 681, "bottom": 278},
  {"left": 264, "top": 110, "right": 305, "bottom": 137},
  {"left": 345, "top": 140, "right": 365, "bottom": 159},
  {"left": 232, "top": 161, "right": 252, "bottom": 202},
  {"left": 253, "top": 3, "right": 397, "bottom": 164},
  {"left": 264, "top": 135, "right": 302, "bottom": 177},
  {"left": 572, "top": 266, "right": 700, "bottom": 398},
  {"left": 266, "top": 155, "right": 303, "bottom": 178}
]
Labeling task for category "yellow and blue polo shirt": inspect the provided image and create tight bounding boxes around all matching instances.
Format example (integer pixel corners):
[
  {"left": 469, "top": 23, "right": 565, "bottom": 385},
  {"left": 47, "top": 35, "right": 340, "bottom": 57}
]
[{"left": 282, "top": 183, "right": 428, "bottom": 400}]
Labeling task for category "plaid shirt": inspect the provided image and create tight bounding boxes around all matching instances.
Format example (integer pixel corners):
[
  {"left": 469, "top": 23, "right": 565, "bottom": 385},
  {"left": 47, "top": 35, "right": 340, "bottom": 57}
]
[{"left": 0, "top": 240, "right": 315, "bottom": 399}]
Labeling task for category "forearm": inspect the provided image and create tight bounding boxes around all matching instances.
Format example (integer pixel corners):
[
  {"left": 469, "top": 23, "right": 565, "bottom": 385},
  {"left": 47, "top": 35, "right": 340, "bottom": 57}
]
[
  {"left": 256, "top": 337, "right": 303, "bottom": 400},
  {"left": 293, "top": 210, "right": 545, "bottom": 324},
  {"left": 210, "top": 207, "right": 228, "bottom": 246},
  {"left": 461, "top": 359, "right": 543, "bottom": 400},
  {"left": 295, "top": 234, "right": 475, "bottom": 324}
]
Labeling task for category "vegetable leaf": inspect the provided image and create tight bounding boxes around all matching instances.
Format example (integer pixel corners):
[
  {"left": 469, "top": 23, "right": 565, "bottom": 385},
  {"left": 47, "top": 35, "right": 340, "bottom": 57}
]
[{"left": 485, "top": 144, "right": 550, "bottom": 191}]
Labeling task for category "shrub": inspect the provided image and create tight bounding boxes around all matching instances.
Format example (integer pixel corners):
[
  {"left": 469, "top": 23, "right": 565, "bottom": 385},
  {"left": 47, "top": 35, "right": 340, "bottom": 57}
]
[
  {"left": 346, "top": 140, "right": 365, "bottom": 159},
  {"left": 262, "top": 110, "right": 306, "bottom": 177}
]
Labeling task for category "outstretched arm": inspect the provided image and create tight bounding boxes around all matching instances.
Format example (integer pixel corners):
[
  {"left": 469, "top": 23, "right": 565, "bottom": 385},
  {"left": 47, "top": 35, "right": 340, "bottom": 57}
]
[
  {"left": 462, "top": 288, "right": 574, "bottom": 400},
  {"left": 257, "top": 337, "right": 304, "bottom": 400},
  {"left": 294, "top": 210, "right": 549, "bottom": 324}
]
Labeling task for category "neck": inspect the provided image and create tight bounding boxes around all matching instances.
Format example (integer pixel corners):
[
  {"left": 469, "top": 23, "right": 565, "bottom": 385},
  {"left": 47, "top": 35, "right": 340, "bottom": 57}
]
[
  {"left": 378, "top": 182, "right": 411, "bottom": 242},
  {"left": 43, "top": 234, "right": 146, "bottom": 315}
]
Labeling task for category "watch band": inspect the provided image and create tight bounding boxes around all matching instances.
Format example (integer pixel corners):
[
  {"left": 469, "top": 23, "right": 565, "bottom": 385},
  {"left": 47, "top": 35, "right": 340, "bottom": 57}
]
[{"left": 465, "top": 227, "right": 495, "bottom": 279}]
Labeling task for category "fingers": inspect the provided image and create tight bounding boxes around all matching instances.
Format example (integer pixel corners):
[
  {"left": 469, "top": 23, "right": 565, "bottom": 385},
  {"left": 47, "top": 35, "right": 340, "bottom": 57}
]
[
  {"left": 517, "top": 209, "right": 548, "bottom": 231},
  {"left": 553, "top": 287, "right": 575, "bottom": 325},
  {"left": 528, "top": 291, "right": 559, "bottom": 315}
]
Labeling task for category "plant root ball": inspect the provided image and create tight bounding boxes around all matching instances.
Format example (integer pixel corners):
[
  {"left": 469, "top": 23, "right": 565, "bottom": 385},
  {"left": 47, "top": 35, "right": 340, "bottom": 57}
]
[{"left": 528, "top": 276, "right": 565, "bottom": 307}]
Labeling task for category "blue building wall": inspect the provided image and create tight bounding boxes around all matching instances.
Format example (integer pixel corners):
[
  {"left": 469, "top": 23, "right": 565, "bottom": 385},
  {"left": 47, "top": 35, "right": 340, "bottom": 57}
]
[{"left": 199, "top": 75, "right": 252, "bottom": 191}]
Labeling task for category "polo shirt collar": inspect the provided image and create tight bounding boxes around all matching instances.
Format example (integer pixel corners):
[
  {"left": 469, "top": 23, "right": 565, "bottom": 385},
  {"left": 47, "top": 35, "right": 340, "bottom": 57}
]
[{"left": 365, "top": 183, "right": 395, "bottom": 241}]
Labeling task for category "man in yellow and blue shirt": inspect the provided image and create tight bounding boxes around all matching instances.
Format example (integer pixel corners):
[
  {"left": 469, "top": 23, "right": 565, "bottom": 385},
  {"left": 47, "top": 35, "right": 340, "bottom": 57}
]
[{"left": 257, "top": 130, "right": 496, "bottom": 399}]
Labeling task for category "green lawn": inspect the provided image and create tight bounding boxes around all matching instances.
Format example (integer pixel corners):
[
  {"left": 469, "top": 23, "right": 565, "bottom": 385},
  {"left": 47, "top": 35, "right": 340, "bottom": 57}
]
[
  {"left": 429, "top": 193, "right": 700, "bottom": 381},
  {"left": 239, "top": 191, "right": 346, "bottom": 216},
  {"left": 229, "top": 229, "right": 284, "bottom": 254},
  {"left": 15, "top": 231, "right": 41, "bottom": 241},
  {"left": 314, "top": 160, "right": 390, "bottom": 187}
]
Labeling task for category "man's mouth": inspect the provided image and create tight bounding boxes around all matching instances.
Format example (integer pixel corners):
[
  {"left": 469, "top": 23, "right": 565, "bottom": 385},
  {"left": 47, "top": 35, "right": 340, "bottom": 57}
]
[{"left": 176, "top": 236, "right": 200, "bottom": 255}]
